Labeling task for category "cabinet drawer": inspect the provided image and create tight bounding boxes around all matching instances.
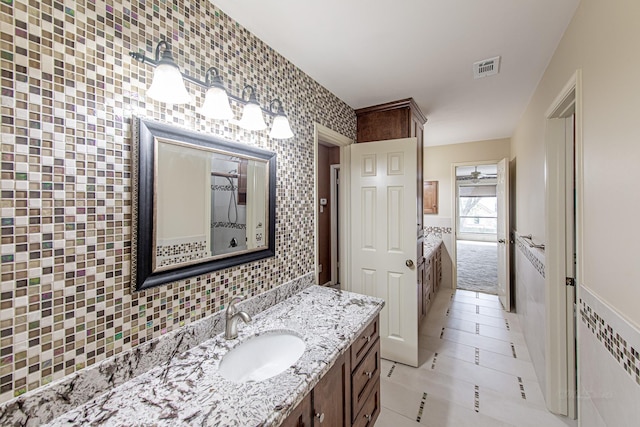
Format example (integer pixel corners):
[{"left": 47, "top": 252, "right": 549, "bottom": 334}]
[
  {"left": 351, "top": 316, "right": 379, "bottom": 368},
  {"left": 352, "top": 378, "right": 380, "bottom": 427},
  {"left": 351, "top": 338, "right": 380, "bottom": 421}
]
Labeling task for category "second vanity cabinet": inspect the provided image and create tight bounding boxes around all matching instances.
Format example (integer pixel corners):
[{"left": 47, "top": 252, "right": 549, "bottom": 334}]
[
  {"left": 281, "top": 316, "right": 380, "bottom": 427},
  {"left": 420, "top": 244, "right": 442, "bottom": 318}
]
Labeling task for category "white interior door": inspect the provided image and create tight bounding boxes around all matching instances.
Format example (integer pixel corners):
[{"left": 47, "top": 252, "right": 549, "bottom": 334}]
[
  {"left": 496, "top": 158, "right": 511, "bottom": 311},
  {"left": 350, "top": 138, "right": 419, "bottom": 367},
  {"left": 545, "top": 114, "right": 578, "bottom": 417}
]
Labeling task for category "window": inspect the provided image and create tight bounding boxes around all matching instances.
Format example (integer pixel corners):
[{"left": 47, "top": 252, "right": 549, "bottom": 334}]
[{"left": 458, "top": 185, "right": 497, "bottom": 234}]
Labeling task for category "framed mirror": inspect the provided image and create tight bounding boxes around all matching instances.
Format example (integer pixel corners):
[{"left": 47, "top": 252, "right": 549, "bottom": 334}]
[{"left": 132, "top": 118, "right": 276, "bottom": 291}]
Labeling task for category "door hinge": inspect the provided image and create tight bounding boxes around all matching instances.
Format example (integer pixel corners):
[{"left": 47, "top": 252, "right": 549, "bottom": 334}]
[{"left": 566, "top": 277, "right": 575, "bottom": 287}]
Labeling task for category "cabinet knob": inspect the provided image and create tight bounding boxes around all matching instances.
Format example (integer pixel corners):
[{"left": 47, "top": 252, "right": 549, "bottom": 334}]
[
  {"left": 364, "top": 413, "right": 373, "bottom": 422},
  {"left": 364, "top": 371, "right": 373, "bottom": 379},
  {"left": 362, "top": 335, "right": 371, "bottom": 343},
  {"left": 315, "top": 412, "right": 325, "bottom": 423}
]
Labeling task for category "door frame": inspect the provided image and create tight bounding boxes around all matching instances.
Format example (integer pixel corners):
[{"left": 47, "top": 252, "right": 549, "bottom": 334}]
[
  {"left": 543, "top": 70, "right": 582, "bottom": 418},
  {"left": 314, "top": 123, "right": 353, "bottom": 288},
  {"left": 450, "top": 159, "right": 502, "bottom": 292},
  {"left": 330, "top": 164, "right": 340, "bottom": 286}
]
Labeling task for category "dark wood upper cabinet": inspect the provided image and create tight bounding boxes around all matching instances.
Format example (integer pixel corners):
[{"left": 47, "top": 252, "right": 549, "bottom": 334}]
[{"left": 355, "top": 98, "right": 427, "bottom": 144}]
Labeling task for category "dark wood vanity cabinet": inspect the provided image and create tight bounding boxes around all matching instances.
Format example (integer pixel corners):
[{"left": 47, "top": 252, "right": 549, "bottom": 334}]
[
  {"left": 281, "top": 316, "right": 380, "bottom": 427},
  {"left": 313, "top": 352, "right": 350, "bottom": 426},
  {"left": 420, "top": 246, "right": 442, "bottom": 318},
  {"left": 281, "top": 393, "right": 312, "bottom": 427}
]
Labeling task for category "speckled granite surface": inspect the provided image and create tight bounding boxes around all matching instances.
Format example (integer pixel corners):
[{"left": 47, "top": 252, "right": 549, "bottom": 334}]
[
  {"left": 36, "top": 286, "right": 383, "bottom": 426},
  {"left": 424, "top": 236, "right": 443, "bottom": 258},
  {"left": 0, "top": 273, "right": 315, "bottom": 427}
]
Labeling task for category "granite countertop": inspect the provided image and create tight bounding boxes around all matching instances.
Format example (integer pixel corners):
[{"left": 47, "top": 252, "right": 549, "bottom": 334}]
[
  {"left": 424, "top": 236, "right": 443, "bottom": 258},
  {"left": 44, "top": 286, "right": 384, "bottom": 427}
]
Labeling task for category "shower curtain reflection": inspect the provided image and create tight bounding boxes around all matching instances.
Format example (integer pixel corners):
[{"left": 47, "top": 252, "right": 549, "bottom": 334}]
[{"left": 211, "top": 158, "right": 248, "bottom": 256}]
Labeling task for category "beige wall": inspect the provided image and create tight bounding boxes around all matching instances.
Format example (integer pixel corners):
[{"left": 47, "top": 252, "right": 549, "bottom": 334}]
[
  {"left": 513, "top": 1, "right": 640, "bottom": 422},
  {"left": 424, "top": 138, "right": 511, "bottom": 218},
  {"left": 423, "top": 138, "right": 510, "bottom": 291},
  {"left": 511, "top": 0, "right": 640, "bottom": 327}
]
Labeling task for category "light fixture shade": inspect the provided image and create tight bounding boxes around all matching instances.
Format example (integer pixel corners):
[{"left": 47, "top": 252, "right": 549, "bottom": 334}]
[
  {"left": 238, "top": 102, "right": 267, "bottom": 131},
  {"left": 269, "top": 114, "right": 294, "bottom": 139},
  {"left": 147, "top": 62, "right": 191, "bottom": 104},
  {"left": 200, "top": 86, "right": 233, "bottom": 120}
]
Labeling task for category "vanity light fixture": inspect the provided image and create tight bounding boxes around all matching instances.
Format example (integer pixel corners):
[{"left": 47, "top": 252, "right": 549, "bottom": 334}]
[
  {"left": 268, "top": 99, "right": 294, "bottom": 139},
  {"left": 200, "top": 67, "right": 233, "bottom": 120},
  {"left": 238, "top": 85, "right": 268, "bottom": 131},
  {"left": 129, "top": 40, "right": 294, "bottom": 139},
  {"left": 145, "top": 41, "right": 191, "bottom": 105}
]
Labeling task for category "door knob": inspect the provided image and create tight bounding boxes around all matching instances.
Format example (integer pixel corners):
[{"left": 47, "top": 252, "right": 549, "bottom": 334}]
[
  {"left": 406, "top": 259, "right": 414, "bottom": 268},
  {"left": 498, "top": 239, "right": 506, "bottom": 243}
]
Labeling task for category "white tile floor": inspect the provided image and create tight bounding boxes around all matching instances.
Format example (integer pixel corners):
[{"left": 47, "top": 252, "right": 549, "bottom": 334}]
[{"left": 376, "top": 289, "right": 577, "bottom": 427}]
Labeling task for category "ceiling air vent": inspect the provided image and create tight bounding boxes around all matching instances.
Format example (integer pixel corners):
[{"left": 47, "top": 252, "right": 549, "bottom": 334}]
[{"left": 473, "top": 56, "right": 501, "bottom": 79}]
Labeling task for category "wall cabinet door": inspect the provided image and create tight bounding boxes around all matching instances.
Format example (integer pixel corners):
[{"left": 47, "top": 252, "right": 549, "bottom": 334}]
[
  {"left": 423, "top": 180, "right": 438, "bottom": 214},
  {"left": 313, "top": 353, "right": 349, "bottom": 426}
]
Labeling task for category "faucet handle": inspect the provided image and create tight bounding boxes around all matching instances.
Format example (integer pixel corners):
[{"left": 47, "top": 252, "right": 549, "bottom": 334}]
[
  {"left": 230, "top": 295, "right": 245, "bottom": 306},
  {"left": 228, "top": 295, "right": 246, "bottom": 312}
]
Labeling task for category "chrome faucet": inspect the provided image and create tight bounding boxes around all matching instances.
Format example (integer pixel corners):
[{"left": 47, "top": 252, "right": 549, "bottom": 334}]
[{"left": 225, "top": 295, "right": 252, "bottom": 339}]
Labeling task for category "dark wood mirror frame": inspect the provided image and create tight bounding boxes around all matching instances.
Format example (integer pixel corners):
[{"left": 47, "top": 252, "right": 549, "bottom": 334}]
[{"left": 132, "top": 118, "right": 277, "bottom": 291}]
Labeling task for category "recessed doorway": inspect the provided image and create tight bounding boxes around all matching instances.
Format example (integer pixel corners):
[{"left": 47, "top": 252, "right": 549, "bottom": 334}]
[{"left": 455, "top": 163, "right": 499, "bottom": 295}]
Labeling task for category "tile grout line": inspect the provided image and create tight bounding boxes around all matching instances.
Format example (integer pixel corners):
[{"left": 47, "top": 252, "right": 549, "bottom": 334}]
[
  {"left": 387, "top": 362, "right": 396, "bottom": 378},
  {"left": 474, "top": 385, "right": 480, "bottom": 413},
  {"left": 517, "top": 376, "right": 527, "bottom": 400},
  {"left": 415, "top": 392, "right": 428, "bottom": 422}
]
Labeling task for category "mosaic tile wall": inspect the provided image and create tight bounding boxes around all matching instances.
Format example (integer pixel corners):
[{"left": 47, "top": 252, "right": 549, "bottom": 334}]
[
  {"left": 0, "top": 0, "right": 356, "bottom": 403},
  {"left": 155, "top": 237, "right": 208, "bottom": 268},
  {"left": 515, "top": 232, "right": 545, "bottom": 278}
]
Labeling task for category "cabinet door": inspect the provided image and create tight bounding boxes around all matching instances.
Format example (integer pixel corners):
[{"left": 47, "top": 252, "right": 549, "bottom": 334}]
[
  {"left": 313, "top": 353, "right": 349, "bottom": 426},
  {"left": 423, "top": 181, "right": 438, "bottom": 214},
  {"left": 281, "top": 393, "right": 312, "bottom": 427}
]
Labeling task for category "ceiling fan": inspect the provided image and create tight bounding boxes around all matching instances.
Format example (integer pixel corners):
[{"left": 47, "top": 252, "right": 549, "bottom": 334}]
[
  {"left": 469, "top": 167, "right": 482, "bottom": 182},
  {"left": 458, "top": 166, "right": 497, "bottom": 183}
]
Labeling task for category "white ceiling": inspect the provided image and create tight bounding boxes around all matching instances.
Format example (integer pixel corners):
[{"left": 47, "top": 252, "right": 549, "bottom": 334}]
[{"left": 211, "top": 0, "right": 579, "bottom": 146}]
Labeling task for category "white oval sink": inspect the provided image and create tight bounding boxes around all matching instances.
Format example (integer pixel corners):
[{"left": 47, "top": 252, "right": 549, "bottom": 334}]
[{"left": 218, "top": 331, "right": 305, "bottom": 383}]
